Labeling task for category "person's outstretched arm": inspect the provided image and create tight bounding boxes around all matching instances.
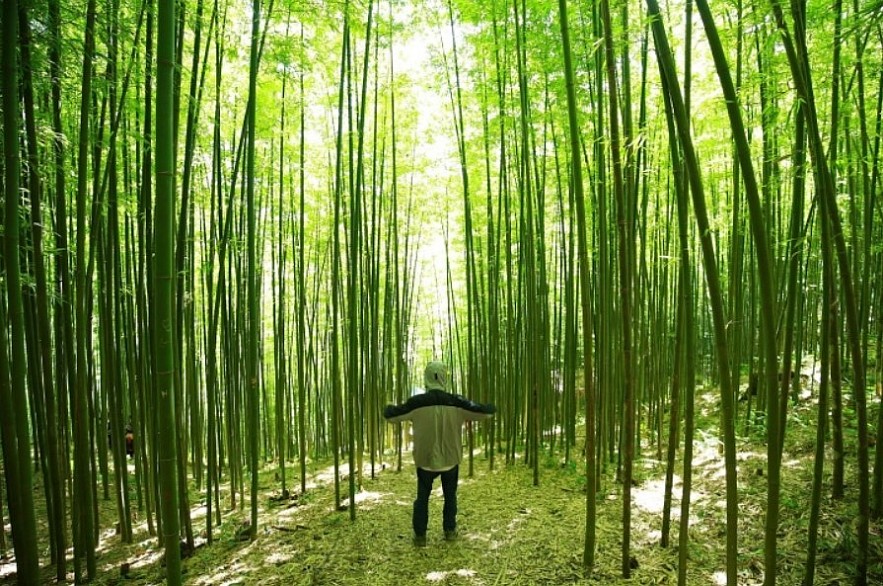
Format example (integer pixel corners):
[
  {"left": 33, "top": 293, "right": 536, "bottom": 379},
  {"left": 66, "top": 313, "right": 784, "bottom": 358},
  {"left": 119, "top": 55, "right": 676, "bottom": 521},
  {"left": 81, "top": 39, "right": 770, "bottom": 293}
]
[
  {"left": 456, "top": 396, "right": 496, "bottom": 421},
  {"left": 383, "top": 401, "right": 412, "bottom": 423}
]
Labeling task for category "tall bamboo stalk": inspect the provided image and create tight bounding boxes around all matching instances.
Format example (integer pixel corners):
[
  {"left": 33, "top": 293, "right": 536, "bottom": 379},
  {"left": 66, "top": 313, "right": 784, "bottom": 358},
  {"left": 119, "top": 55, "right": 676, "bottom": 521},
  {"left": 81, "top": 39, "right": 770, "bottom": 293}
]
[
  {"left": 330, "top": 3, "right": 350, "bottom": 511},
  {"left": 245, "top": 0, "right": 262, "bottom": 540},
  {"left": 156, "top": 0, "right": 182, "bottom": 579},
  {"left": 557, "top": 0, "right": 596, "bottom": 569},
  {"left": 694, "top": 3, "right": 782, "bottom": 581},
  {"left": 348, "top": 0, "right": 374, "bottom": 518},
  {"left": 297, "top": 22, "right": 308, "bottom": 495},
  {"left": 770, "top": 4, "right": 870, "bottom": 582},
  {"left": 599, "top": 0, "right": 636, "bottom": 575},
  {"left": 647, "top": 2, "right": 739, "bottom": 583},
  {"left": 17, "top": 0, "right": 67, "bottom": 571},
  {"left": 1, "top": 0, "right": 41, "bottom": 578},
  {"left": 73, "top": 0, "right": 99, "bottom": 577}
]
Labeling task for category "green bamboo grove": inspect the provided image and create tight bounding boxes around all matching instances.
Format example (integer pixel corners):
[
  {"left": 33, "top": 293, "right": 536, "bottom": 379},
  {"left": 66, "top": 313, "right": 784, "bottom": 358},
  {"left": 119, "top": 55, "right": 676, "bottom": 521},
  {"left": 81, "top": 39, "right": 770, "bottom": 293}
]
[{"left": 0, "top": 0, "right": 881, "bottom": 584}]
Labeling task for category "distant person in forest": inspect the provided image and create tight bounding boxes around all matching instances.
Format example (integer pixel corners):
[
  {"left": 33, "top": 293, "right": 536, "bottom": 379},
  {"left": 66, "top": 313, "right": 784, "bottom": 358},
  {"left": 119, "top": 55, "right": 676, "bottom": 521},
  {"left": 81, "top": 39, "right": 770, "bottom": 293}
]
[{"left": 384, "top": 361, "right": 496, "bottom": 547}]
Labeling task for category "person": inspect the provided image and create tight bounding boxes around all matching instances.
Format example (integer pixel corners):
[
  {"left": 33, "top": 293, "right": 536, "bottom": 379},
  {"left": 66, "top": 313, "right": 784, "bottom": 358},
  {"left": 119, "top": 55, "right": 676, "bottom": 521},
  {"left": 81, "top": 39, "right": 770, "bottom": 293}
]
[{"left": 383, "top": 361, "right": 496, "bottom": 547}]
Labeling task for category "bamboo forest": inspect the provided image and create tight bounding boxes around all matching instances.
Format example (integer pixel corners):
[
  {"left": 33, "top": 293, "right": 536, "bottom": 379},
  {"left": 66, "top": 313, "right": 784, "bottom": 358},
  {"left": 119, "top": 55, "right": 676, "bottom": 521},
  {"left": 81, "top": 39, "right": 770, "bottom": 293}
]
[{"left": 1, "top": 0, "right": 883, "bottom": 584}]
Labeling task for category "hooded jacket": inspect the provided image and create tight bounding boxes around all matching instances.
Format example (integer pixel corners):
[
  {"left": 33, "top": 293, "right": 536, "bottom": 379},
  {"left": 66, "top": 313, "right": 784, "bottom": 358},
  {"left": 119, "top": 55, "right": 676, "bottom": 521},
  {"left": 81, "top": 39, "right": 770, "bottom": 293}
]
[{"left": 384, "top": 390, "right": 495, "bottom": 471}]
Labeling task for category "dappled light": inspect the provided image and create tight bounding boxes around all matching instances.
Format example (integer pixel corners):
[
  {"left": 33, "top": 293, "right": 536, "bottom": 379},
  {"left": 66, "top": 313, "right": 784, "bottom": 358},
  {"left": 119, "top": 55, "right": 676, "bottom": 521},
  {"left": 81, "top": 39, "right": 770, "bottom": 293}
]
[
  {"left": 425, "top": 568, "right": 478, "bottom": 582},
  {"left": 631, "top": 478, "right": 671, "bottom": 514},
  {"left": 193, "top": 557, "right": 252, "bottom": 586},
  {"left": 341, "top": 490, "right": 389, "bottom": 510}
]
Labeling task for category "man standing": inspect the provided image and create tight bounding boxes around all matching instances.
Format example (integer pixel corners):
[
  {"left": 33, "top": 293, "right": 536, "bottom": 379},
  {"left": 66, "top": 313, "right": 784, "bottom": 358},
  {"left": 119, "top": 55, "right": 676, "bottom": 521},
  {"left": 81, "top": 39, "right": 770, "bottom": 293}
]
[{"left": 384, "top": 361, "right": 496, "bottom": 546}]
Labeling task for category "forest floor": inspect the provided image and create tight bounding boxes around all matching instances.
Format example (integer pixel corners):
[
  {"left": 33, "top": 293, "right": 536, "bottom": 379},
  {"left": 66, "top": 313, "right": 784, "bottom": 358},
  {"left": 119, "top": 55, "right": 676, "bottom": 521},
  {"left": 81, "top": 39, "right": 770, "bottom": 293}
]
[{"left": 1, "top": 380, "right": 881, "bottom": 585}]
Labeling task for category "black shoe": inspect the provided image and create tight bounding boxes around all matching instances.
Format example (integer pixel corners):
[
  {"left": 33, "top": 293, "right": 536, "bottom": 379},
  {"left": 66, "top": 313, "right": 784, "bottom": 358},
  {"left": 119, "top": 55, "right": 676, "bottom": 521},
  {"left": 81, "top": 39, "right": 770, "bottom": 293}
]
[
  {"left": 413, "top": 535, "right": 427, "bottom": 547},
  {"left": 444, "top": 530, "right": 457, "bottom": 542}
]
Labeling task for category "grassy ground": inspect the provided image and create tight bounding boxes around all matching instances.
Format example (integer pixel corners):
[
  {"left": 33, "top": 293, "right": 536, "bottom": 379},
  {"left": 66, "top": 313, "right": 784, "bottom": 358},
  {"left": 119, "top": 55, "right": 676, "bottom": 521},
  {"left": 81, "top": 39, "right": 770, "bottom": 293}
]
[{"left": 1, "top": 384, "right": 881, "bottom": 585}]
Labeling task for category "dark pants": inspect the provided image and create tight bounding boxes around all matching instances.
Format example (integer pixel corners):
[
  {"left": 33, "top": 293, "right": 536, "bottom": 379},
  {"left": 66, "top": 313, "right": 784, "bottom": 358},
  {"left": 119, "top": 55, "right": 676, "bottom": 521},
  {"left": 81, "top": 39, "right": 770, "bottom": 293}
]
[{"left": 413, "top": 465, "right": 459, "bottom": 537}]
